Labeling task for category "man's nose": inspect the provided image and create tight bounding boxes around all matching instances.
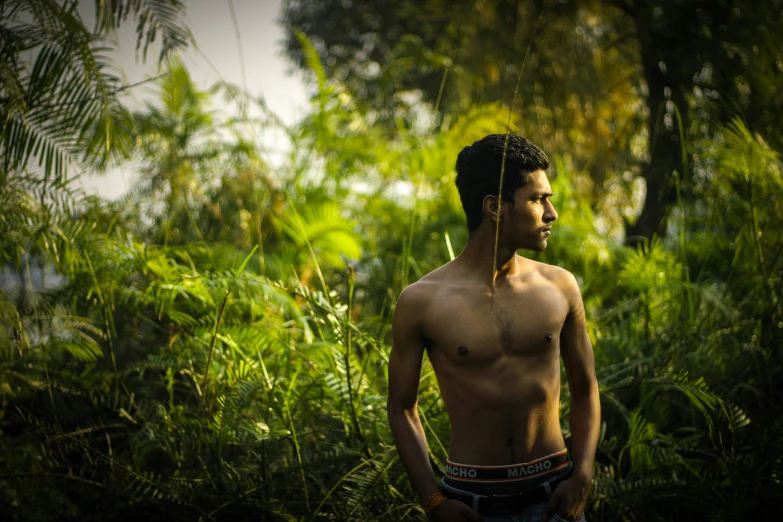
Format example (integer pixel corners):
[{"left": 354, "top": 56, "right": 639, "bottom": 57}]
[{"left": 544, "top": 200, "right": 558, "bottom": 222}]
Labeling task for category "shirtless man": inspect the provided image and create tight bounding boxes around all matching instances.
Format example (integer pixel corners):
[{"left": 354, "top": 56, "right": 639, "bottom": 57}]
[{"left": 387, "top": 134, "right": 600, "bottom": 521}]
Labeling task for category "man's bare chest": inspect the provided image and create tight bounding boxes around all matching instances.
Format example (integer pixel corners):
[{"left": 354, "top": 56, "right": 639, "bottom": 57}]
[{"left": 422, "top": 284, "right": 569, "bottom": 362}]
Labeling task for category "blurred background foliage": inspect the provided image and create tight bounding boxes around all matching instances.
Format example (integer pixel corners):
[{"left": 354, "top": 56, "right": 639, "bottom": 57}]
[{"left": 1, "top": 0, "right": 782, "bottom": 520}]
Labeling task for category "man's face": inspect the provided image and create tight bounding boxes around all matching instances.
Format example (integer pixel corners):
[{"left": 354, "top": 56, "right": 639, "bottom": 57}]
[{"left": 504, "top": 169, "right": 558, "bottom": 251}]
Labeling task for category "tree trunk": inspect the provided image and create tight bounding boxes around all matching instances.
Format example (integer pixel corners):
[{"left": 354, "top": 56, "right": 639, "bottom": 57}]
[{"left": 625, "top": 2, "right": 688, "bottom": 247}]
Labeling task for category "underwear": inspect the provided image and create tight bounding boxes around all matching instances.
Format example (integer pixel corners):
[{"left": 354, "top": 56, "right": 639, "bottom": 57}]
[
  {"left": 442, "top": 449, "right": 571, "bottom": 495},
  {"left": 441, "top": 468, "right": 574, "bottom": 517}
]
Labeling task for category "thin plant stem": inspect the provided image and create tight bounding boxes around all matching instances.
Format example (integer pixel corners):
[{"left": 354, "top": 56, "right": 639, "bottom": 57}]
[
  {"left": 199, "top": 245, "right": 258, "bottom": 414},
  {"left": 401, "top": 66, "right": 449, "bottom": 289},
  {"left": 343, "top": 265, "right": 368, "bottom": 452},
  {"left": 444, "top": 230, "right": 455, "bottom": 260},
  {"left": 748, "top": 175, "right": 774, "bottom": 305},
  {"left": 418, "top": 408, "right": 447, "bottom": 458},
  {"left": 672, "top": 104, "right": 694, "bottom": 322},
  {"left": 308, "top": 455, "right": 380, "bottom": 522},
  {"left": 226, "top": 0, "right": 247, "bottom": 96},
  {"left": 199, "top": 286, "right": 231, "bottom": 414},
  {"left": 492, "top": 3, "right": 547, "bottom": 308},
  {"left": 22, "top": 253, "right": 59, "bottom": 426},
  {"left": 283, "top": 363, "right": 310, "bottom": 512},
  {"left": 433, "top": 67, "right": 449, "bottom": 131},
  {"left": 81, "top": 250, "right": 117, "bottom": 373},
  {"left": 402, "top": 170, "right": 422, "bottom": 289}
]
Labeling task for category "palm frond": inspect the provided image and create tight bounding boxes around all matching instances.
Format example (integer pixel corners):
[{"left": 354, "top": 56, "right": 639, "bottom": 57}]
[{"left": 94, "top": 0, "right": 192, "bottom": 64}]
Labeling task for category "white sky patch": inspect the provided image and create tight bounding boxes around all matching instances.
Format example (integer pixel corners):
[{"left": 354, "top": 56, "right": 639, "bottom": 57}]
[{"left": 76, "top": 0, "right": 308, "bottom": 200}]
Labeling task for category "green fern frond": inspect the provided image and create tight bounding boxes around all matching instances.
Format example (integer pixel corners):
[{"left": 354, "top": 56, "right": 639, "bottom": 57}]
[{"left": 645, "top": 371, "right": 726, "bottom": 434}]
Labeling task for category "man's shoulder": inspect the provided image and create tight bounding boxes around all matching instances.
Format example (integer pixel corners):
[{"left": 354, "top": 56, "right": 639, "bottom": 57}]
[
  {"left": 396, "top": 263, "right": 459, "bottom": 315},
  {"left": 522, "top": 257, "right": 580, "bottom": 292},
  {"left": 398, "top": 268, "right": 448, "bottom": 305},
  {"left": 392, "top": 276, "right": 445, "bottom": 337}
]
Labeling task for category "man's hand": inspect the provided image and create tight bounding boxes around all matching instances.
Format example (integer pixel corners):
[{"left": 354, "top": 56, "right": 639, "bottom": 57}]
[
  {"left": 541, "top": 473, "right": 591, "bottom": 522},
  {"left": 431, "top": 499, "right": 484, "bottom": 522}
]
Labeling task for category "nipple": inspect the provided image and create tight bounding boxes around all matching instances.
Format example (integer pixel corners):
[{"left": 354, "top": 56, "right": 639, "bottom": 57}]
[
  {"left": 457, "top": 346, "right": 468, "bottom": 356},
  {"left": 545, "top": 334, "right": 553, "bottom": 342}
]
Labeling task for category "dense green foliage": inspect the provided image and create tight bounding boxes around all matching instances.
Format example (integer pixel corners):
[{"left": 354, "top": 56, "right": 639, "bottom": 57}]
[
  {"left": 282, "top": 0, "right": 783, "bottom": 242},
  {"left": 2, "top": 3, "right": 783, "bottom": 521},
  {"left": 0, "top": 0, "right": 190, "bottom": 182}
]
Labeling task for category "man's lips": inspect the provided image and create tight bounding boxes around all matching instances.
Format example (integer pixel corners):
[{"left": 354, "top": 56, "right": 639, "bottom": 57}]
[{"left": 543, "top": 226, "right": 552, "bottom": 235}]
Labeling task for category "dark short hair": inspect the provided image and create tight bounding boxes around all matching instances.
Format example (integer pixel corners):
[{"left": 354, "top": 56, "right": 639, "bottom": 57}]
[{"left": 455, "top": 134, "right": 549, "bottom": 231}]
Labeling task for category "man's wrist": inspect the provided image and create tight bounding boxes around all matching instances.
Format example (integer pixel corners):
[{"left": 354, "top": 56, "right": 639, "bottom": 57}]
[
  {"left": 571, "top": 464, "right": 593, "bottom": 483},
  {"left": 424, "top": 492, "right": 448, "bottom": 519}
]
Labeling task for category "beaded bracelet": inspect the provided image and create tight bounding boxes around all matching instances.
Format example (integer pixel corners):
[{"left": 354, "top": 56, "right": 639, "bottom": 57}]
[{"left": 424, "top": 492, "right": 448, "bottom": 519}]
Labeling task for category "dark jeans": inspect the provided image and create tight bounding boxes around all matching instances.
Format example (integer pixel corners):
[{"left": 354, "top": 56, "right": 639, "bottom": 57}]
[{"left": 482, "top": 502, "right": 586, "bottom": 522}]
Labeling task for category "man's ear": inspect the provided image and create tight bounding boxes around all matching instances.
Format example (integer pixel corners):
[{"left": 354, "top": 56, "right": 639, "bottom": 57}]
[{"left": 482, "top": 195, "right": 502, "bottom": 222}]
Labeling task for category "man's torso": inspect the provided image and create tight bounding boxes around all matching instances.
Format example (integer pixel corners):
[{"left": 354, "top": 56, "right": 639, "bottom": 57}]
[{"left": 414, "top": 255, "right": 572, "bottom": 466}]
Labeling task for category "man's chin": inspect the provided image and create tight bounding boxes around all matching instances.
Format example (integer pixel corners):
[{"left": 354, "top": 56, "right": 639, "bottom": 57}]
[
  {"left": 518, "top": 240, "right": 548, "bottom": 252},
  {"left": 536, "top": 237, "right": 551, "bottom": 251}
]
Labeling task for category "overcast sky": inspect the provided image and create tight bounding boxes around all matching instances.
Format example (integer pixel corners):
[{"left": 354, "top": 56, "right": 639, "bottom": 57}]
[{"left": 77, "top": 0, "right": 308, "bottom": 199}]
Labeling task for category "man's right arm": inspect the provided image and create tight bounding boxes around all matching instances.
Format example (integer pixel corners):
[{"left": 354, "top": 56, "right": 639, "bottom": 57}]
[
  {"left": 387, "top": 285, "right": 483, "bottom": 522},
  {"left": 387, "top": 285, "right": 440, "bottom": 506}
]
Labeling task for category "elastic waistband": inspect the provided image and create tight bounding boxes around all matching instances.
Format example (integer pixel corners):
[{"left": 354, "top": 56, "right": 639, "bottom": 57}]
[{"left": 445, "top": 449, "right": 570, "bottom": 483}]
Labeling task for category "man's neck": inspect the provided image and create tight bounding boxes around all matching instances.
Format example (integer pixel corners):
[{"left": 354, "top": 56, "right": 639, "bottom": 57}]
[{"left": 456, "top": 229, "right": 523, "bottom": 286}]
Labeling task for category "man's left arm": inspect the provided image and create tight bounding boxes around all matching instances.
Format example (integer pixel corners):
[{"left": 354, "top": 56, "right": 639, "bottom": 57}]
[{"left": 545, "top": 271, "right": 601, "bottom": 521}]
